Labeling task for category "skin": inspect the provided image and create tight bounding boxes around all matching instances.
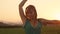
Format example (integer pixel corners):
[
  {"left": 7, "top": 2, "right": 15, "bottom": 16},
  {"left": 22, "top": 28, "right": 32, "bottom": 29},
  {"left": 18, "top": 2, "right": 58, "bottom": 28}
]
[{"left": 19, "top": 0, "right": 27, "bottom": 24}]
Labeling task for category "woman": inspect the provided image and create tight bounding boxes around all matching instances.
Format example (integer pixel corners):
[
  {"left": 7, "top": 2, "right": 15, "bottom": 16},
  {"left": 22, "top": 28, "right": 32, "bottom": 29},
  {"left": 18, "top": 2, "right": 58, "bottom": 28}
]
[{"left": 19, "top": 0, "right": 42, "bottom": 34}]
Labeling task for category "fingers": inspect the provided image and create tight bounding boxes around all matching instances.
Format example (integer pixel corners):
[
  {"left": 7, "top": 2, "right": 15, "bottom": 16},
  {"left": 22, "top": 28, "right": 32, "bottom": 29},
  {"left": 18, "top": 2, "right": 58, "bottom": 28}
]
[{"left": 23, "top": 0, "right": 27, "bottom": 1}]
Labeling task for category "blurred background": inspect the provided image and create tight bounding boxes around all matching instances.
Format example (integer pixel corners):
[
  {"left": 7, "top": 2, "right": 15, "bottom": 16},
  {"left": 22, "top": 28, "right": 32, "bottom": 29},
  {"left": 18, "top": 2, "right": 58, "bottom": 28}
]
[{"left": 0, "top": 0, "right": 60, "bottom": 34}]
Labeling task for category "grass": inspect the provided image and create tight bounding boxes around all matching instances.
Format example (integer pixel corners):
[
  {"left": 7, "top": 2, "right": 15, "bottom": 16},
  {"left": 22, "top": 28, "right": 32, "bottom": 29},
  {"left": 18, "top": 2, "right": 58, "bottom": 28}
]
[
  {"left": 0, "top": 28, "right": 25, "bottom": 34},
  {"left": 0, "top": 25, "right": 60, "bottom": 34},
  {"left": 41, "top": 25, "right": 60, "bottom": 34}
]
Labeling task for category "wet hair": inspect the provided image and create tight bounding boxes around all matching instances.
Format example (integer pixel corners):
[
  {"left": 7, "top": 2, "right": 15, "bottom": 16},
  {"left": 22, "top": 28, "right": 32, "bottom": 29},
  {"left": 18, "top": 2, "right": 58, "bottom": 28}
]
[{"left": 25, "top": 5, "right": 37, "bottom": 17}]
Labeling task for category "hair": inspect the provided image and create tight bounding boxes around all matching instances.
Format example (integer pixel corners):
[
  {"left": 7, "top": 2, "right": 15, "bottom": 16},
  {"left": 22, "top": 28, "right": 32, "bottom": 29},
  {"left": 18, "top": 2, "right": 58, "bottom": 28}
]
[{"left": 25, "top": 5, "right": 37, "bottom": 17}]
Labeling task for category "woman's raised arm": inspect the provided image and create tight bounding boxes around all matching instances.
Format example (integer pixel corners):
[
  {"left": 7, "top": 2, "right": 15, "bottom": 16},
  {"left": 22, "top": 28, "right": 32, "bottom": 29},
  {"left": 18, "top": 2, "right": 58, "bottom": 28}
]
[{"left": 19, "top": 0, "right": 27, "bottom": 23}]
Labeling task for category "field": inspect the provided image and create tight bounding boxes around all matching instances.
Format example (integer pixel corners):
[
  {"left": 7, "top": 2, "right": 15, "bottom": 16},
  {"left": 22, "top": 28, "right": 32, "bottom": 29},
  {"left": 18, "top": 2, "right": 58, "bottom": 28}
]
[{"left": 0, "top": 25, "right": 60, "bottom": 34}]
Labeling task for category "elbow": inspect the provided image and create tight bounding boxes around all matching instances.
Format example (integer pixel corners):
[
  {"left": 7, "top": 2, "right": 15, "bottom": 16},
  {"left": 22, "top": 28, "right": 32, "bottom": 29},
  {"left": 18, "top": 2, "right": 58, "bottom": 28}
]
[
  {"left": 19, "top": 5, "right": 22, "bottom": 9},
  {"left": 19, "top": 5, "right": 21, "bottom": 8}
]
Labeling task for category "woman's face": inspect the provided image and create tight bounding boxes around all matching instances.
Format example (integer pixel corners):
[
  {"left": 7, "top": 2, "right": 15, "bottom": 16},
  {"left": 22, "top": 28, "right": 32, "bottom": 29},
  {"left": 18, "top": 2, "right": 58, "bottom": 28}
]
[
  {"left": 25, "top": 5, "right": 37, "bottom": 20},
  {"left": 26, "top": 9, "right": 37, "bottom": 20}
]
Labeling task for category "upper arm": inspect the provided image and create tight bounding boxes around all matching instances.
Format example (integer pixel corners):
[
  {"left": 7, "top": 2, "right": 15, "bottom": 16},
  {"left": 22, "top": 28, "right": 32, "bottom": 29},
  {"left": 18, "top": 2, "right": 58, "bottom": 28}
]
[
  {"left": 38, "top": 18, "right": 47, "bottom": 25},
  {"left": 19, "top": 6, "right": 26, "bottom": 24},
  {"left": 19, "top": 0, "right": 27, "bottom": 24}
]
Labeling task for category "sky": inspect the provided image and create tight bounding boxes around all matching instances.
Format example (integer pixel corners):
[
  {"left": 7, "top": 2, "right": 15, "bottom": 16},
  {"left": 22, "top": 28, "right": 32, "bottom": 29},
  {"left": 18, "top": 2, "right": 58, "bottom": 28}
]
[{"left": 0, "top": 0, "right": 60, "bottom": 24}]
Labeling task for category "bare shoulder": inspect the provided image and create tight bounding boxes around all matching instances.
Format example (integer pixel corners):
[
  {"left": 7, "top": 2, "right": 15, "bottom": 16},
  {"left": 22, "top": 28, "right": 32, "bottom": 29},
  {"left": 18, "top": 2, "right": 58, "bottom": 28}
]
[
  {"left": 21, "top": 18, "right": 27, "bottom": 26},
  {"left": 22, "top": 17, "right": 27, "bottom": 24},
  {"left": 37, "top": 18, "right": 41, "bottom": 21},
  {"left": 37, "top": 18, "right": 42, "bottom": 23}
]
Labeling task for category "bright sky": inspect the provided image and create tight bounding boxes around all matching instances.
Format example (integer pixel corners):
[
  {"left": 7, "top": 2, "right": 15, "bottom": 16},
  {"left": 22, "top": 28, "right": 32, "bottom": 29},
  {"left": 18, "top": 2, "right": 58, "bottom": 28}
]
[{"left": 0, "top": 0, "right": 60, "bottom": 23}]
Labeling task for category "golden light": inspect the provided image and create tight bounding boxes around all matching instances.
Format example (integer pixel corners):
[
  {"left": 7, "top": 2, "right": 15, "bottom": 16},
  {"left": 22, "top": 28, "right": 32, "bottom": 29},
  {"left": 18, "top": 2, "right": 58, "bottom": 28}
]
[
  {"left": 53, "top": 11, "right": 60, "bottom": 20},
  {"left": 0, "top": 0, "right": 60, "bottom": 23}
]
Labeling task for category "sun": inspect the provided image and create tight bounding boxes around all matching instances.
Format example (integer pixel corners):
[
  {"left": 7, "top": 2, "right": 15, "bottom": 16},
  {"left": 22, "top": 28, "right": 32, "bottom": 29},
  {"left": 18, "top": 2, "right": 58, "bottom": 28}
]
[{"left": 54, "top": 13, "right": 60, "bottom": 20}]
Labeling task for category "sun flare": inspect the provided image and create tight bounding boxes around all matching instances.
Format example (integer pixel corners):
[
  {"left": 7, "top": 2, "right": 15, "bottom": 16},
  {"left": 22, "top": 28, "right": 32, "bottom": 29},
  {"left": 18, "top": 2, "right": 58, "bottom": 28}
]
[{"left": 54, "top": 13, "right": 60, "bottom": 20}]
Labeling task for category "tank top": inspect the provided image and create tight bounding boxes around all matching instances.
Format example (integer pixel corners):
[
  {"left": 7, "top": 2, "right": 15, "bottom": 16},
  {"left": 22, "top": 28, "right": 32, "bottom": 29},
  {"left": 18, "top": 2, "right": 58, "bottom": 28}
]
[{"left": 24, "top": 19, "right": 42, "bottom": 34}]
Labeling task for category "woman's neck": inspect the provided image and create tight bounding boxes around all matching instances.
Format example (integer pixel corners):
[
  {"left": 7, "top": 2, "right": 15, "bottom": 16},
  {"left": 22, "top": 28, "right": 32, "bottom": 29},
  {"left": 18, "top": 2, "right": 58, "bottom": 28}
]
[
  {"left": 30, "top": 19, "right": 37, "bottom": 23},
  {"left": 27, "top": 17, "right": 38, "bottom": 23},
  {"left": 29, "top": 19, "right": 38, "bottom": 28}
]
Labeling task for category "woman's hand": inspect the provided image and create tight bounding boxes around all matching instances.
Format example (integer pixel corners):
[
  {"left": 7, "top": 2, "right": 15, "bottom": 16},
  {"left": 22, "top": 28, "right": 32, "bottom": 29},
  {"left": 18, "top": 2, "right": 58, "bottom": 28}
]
[
  {"left": 19, "top": 0, "right": 27, "bottom": 7},
  {"left": 23, "top": 0, "right": 27, "bottom": 2}
]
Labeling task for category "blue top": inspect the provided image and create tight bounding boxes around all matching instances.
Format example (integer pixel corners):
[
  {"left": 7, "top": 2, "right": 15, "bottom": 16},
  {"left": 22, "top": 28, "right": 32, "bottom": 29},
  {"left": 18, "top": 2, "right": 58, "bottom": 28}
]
[{"left": 24, "top": 19, "right": 42, "bottom": 34}]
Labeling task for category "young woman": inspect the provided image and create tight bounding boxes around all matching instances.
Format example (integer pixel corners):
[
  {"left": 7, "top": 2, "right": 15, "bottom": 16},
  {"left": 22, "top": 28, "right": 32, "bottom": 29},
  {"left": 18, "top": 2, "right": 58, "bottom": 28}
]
[{"left": 19, "top": 0, "right": 42, "bottom": 34}]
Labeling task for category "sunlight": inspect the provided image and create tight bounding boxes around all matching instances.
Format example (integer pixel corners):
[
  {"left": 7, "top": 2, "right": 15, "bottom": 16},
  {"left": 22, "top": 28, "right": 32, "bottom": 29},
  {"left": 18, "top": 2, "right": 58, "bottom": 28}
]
[{"left": 54, "top": 13, "right": 60, "bottom": 20}]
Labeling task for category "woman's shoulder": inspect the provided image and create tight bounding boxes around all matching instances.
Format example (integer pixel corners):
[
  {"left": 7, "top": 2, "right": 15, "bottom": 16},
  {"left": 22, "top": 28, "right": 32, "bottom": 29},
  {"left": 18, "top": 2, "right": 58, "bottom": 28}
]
[
  {"left": 37, "top": 18, "right": 42, "bottom": 24},
  {"left": 22, "top": 19, "right": 30, "bottom": 27},
  {"left": 37, "top": 18, "right": 41, "bottom": 22}
]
